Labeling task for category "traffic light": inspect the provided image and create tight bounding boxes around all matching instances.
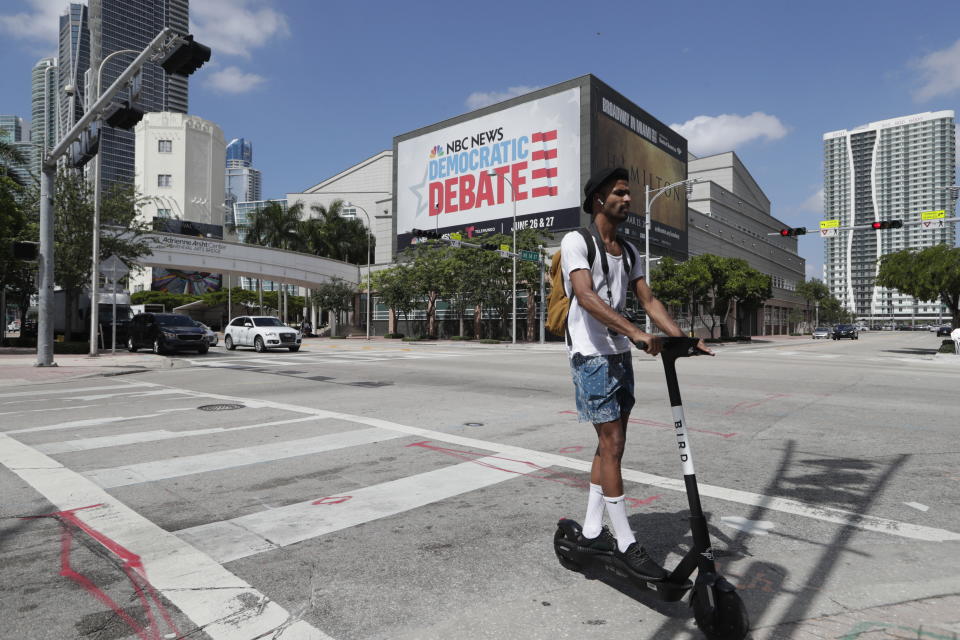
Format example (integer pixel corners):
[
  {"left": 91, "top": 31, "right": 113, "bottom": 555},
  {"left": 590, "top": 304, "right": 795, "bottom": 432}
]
[
  {"left": 159, "top": 35, "right": 212, "bottom": 77},
  {"left": 411, "top": 229, "right": 441, "bottom": 240},
  {"left": 12, "top": 241, "right": 38, "bottom": 261},
  {"left": 871, "top": 220, "right": 903, "bottom": 230},
  {"left": 779, "top": 227, "right": 807, "bottom": 236},
  {"left": 103, "top": 99, "right": 145, "bottom": 130}
]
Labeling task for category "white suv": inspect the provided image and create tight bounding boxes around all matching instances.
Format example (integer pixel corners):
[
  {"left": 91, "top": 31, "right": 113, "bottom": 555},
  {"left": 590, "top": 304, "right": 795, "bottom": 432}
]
[{"left": 224, "top": 316, "right": 302, "bottom": 352}]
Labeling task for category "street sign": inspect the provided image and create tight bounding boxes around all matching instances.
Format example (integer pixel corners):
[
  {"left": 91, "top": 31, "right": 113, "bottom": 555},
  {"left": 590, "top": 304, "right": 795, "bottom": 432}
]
[
  {"left": 449, "top": 232, "right": 462, "bottom": 241},
  {"left": 449, "top": 240, "right": 462, "bottom": 248},
  {"left": 519, "top": 250, "right": 540, "bottom": 262},
  {"left": 98, "top": 255, "right": 129, "bottom": 281},
  {"left": 497, "top": 250, "right": 513, "bottom": 258},
  {"left": 819, "top": 219, "right": 839, "bottom": 237},
  {"left": 500, "top": 244, "right": 510, "bottom": 252},
  {"left": 921, "top": 210, "right": 946, "bottom": 229}
]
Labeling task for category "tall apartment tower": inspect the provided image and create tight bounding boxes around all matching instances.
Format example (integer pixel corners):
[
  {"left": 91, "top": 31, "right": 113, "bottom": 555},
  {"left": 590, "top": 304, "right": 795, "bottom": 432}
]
[
  {"left": 225, "top": 137, "right": 262, "bottom": 215},
  {"left": 823, "top": 111, "right": 956, "bottom": 323},
  {"left": 31, "top": 57, "right": 59, "bottom": 177},
  {"left": 0, "top": 115, "right": 33, "bottom": 185},
  {"left": 58, "top": 3, "right": 90, "bottom": 136},
  {"left": 88, "top": 0, "right": 189, "bottom": 192}
]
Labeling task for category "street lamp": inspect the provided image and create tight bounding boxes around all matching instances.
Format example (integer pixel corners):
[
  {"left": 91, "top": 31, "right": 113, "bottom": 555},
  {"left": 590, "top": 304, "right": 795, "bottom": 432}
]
[
  {"left": 644, "top": 177, "right": 699, "bottom": 333},
  {"left": 488, "top": 170, "right": 518, "bottom": 344},
  {"left": 88, "top": 49, "right": 139, "bottom": 357},
  {"left": 345, "top": 201, "right": 372, "bottom": 340}
]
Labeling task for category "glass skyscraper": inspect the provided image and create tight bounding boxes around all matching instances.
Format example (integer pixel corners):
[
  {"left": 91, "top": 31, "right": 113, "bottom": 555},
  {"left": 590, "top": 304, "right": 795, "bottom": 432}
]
[
  {"left": 88, "top": 0, "right": 189, "bottom": 192},
  {"left": 0, "top": 115, "right": 33, "bottom": 185},
  {"left": 225, "top": 138, "right": 261, "bottom": 213},
  {"left": 58, "top": 3, "right": 90, "bottom": 137},
  {"left": 226, "top": 137, "right": 253, "bottom": 167},
  {"left": 823, "top": 111, "right": 956, "bottom": 323},
  {"left": 30, "top": 57, "right": 58, "bottom": 178}
]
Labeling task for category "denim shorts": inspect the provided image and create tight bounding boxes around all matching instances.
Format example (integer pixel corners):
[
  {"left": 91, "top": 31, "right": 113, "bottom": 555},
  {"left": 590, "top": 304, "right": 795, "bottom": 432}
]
[{"left": 569, "top": 351, "right": 635, "bottom": 423}]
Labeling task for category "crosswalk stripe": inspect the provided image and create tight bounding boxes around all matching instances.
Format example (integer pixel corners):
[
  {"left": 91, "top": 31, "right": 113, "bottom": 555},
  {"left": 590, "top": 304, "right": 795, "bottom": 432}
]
[
  {"left": 36, "top": 416, "right": 325, "bottom": 454},
  {"left": 0, "top": 432, "right": 331, "bottom": 640},
  {"left": 176, "top": 456, "right": 531, "bottom": 564},
  {"left": 85, "top": 428, "right": 405, "bottom": 488},
  {"left": 8, "top": 409, "right": 192, "bottom": 435},
  {"left": 0, "top": 382, "right": 153, "bottom": 399}
]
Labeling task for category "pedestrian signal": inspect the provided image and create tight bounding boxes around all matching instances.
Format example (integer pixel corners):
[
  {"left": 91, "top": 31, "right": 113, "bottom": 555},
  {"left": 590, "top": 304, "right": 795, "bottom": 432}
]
[{"left": 871, "top": 220, "right": 903, "bottom": 229}]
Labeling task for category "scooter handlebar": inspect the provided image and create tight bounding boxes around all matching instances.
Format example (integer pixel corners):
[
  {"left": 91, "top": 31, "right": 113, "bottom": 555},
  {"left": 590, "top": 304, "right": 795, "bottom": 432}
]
[{"left": 633, "top": 336, "right": 707, "bottom": 359}]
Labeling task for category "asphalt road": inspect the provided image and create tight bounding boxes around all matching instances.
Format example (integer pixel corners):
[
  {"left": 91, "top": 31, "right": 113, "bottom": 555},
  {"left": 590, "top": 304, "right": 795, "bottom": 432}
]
[{"left": 1, "top": 331, "right": 958, "bottom": 640}]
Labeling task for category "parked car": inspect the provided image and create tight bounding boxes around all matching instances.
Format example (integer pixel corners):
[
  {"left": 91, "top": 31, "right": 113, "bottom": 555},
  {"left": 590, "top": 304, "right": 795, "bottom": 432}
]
[
  {"left": 832, "top": 324, "right": 859, "bottom": 340},
  {"left": 937, "top": 325, "right": 953, "bottom": 337},
  {"left": 127, "top": 313, "right": 208, "bottom": 354},
  {"left": 812, "top": 327, "right": 831, "bottom": 339},
  {"left": 224, "top": 315, "right": 302, "bottom": 352},
  {"left": 196, "top": 322, "right": 218, "bottom": 347}
]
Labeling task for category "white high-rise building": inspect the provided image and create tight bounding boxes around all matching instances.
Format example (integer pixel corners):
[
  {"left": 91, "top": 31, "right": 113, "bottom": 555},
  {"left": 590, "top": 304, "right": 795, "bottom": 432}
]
[
  {"left": 823, "top": 111, "right": 956, "bottom": 323},
  {"left": 132, "top": 112, "right": 225, "bottom": 293}
]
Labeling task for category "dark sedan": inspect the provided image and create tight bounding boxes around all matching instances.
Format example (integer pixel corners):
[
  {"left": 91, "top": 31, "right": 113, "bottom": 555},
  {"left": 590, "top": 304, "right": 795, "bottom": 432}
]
[
  {"left": 937, "top": 325, "right": 953, "bottom": 337},
  {"left": 127, "top": 313, "right": 208, "bottom": 354},
  {"left": 832, "top": 324, "right": 859, "bottom": 340}
]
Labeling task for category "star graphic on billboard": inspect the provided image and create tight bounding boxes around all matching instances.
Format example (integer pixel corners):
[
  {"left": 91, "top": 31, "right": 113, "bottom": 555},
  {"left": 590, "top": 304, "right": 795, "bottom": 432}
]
[{"left": 408, "top": 167, "right": 429, "bottom": 217}]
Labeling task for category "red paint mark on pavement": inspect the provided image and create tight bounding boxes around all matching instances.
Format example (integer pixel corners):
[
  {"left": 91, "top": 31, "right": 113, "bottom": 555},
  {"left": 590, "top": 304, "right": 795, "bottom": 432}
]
[
  {"left": 558, "top": 446, "right": 586, "bottom": 454},
  {"left": 558, "top": 410, "right": 736, "bottom": 438},
  {"left": 722, "top": 393, "right": 790, "bottom": 416},
  {"left": 625, "top": 495, "right": 661, "bottom": 508},
  {"left": 22, "top": 504, "right": 180, "bottom": 640},
  {"left": 312, "top": 496, "right": 352, "bottom": 505}
]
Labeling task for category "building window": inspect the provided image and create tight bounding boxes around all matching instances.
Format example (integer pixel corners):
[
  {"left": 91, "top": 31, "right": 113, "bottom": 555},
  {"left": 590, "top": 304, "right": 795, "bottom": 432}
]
[
  {"left": 341, "top": 207, "right": 356, "bottom": 219},
  {"left": 157, "top": 208, "right": 171, "bottom": 218},
  {"left": 158, "top": 139, "right": 172, "bottom": 153},
  {"left": 158, "top": 174, "right": 172, "bottom": 188}
]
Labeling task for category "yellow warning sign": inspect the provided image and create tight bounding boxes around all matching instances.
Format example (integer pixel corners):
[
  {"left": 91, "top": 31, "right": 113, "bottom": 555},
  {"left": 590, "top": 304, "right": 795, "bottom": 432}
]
[
  {"left": 921, "top": 210, "right": 945, "bottom": 220},
  {"left": 819, "top": 220, "right": 840, "bottom": 229}
]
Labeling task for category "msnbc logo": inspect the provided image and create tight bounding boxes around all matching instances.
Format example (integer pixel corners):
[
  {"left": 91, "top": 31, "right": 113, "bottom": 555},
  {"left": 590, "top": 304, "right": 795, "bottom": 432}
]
[{"left": 428, "top": 145, "right": 445, "bottom": 159}]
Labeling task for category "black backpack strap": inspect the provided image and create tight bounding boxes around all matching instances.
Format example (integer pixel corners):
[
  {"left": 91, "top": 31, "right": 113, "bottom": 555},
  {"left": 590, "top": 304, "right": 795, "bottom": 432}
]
[
  {"left": 617, "top": 236, "right": 636, "bottom": 277},
  {"left": 568, "top": 228, "right": 597, "bottom": 349}
]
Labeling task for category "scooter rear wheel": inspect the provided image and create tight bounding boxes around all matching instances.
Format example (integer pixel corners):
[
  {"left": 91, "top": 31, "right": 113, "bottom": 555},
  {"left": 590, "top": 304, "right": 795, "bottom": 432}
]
[
  {"left": 552, "top": 527, "right": 580, "bottom": 571},
  {"left": 691, "top": 587, "right": 749, "bottom": 640}
]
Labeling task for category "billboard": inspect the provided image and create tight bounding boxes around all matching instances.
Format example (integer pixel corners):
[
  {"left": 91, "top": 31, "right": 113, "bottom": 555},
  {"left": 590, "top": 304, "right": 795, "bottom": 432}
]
[
  {"left": 590, "top": 80, "right": 688, "bottom": 257},
  {"left": 395, "top": 88, "right": 581, "bottom": 250},
  {"left": 151, "top": 219, "right": 224, "bottom": 294}
]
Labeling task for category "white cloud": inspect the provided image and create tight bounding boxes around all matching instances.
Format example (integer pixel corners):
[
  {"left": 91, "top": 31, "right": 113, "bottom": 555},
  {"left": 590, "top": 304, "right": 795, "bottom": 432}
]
[
  {"left": 912, "top": 39, "right": 960, "bottom": 102},
  {"left": 465, "top": 86, "right": 540, "bottom": 111},
  {"left": 207, "top": 66, "right": 265, "bottom": 94},
  {"left": 190, "top": 0, "right": 290, "bottom": 59},
  {"left": 0, "top": 0, "right": 64, "bottom": 45},
  {"left": 800, "top": 187, "right": 824, "bottom": 214},
  {"left": 670, "top": 112, "right": 788, "bottom": 156}
]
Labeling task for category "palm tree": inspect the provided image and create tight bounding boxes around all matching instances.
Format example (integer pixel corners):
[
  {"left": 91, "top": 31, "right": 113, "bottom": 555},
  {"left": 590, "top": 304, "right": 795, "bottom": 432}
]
[
  {"left": 245, "top": 201, "right": 304, "bottom": 251},
  {"left": 304, "top": 199, "right": 372, "bottom": 264},
  {"left": 0, "top": 134, "right": 29, "bottom": 187}
]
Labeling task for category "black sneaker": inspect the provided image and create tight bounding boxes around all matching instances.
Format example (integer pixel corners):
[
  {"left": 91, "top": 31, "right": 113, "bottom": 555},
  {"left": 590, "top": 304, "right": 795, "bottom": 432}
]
[
  {"left": 614, "top": 542, "right": 669, "bottom": 581},
  {"left": 576, "top": 526, "right": 616, "bottom": 554}
]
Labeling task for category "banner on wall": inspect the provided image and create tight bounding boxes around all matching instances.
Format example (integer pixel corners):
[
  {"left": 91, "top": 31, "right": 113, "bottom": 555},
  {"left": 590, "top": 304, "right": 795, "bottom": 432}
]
[
  {"left": 150, "top": 219, "right": 224, "bottom": 294},
  {"left": 395, "top": 88, "right": 581, "bottom": 250}
]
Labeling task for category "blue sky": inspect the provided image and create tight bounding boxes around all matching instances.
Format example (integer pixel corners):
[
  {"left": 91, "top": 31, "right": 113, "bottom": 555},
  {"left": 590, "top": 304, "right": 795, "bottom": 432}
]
[{"left": 2, "top": 0, "right": 959, "bottom": 279}]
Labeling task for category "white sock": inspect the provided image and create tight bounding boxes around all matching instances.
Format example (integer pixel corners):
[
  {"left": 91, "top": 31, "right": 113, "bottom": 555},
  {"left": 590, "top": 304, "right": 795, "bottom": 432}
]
[
  {"left": 581, "top": 483, "right": 605, "bottom": 538},
  {"left": 604, "top": 495, "right": 637, "bottom": 552}
]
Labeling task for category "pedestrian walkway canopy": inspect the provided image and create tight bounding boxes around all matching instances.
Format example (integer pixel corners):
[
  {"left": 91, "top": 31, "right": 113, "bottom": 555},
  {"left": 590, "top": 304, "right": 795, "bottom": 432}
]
[{"left": 124, "top": 231, "right": 361, "bottom": 288}]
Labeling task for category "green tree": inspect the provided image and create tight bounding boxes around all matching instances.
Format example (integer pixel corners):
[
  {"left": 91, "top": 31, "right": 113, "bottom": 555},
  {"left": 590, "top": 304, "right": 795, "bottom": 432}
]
[
  {"left": 54, "top": 172, "right": 152, "bottom": 340},
  {"left": 795, "top": 278, "right": 830, "bottom": 330},
  {"left": 312, "top": 278, "right": 356, "bottom": 335},
  {"left": 371, "top": 264, "right": 418, "bottom": 335},
  {"left": 302, "top": 199, "right": 374, "bottom": 264},
  {"left": 245, "top": 201, "right": 304, "bottom": 251},
  {"left": 0, "top": 133, "right": 30, "bottom": 187},
  {"left": 877, "top": 244, "right": 960, "bottom": 328}
]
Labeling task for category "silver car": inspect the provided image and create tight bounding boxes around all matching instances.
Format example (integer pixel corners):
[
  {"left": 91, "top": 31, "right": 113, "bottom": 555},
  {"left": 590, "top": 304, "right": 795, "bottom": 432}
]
[{"left": 812, "top": 327, "right": 831, "bottom": 339}]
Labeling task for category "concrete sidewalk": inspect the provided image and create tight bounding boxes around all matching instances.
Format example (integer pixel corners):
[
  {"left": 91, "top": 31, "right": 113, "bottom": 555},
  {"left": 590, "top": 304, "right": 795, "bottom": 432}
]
[{"left": 0, "top": 349, "right": 176, "bottom": 388}]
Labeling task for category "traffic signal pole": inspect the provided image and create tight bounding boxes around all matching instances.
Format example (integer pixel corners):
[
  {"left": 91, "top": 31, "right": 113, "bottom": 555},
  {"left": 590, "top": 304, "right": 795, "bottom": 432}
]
[{"left": 35, "top": 28, "right": 207, "bottom": 366}]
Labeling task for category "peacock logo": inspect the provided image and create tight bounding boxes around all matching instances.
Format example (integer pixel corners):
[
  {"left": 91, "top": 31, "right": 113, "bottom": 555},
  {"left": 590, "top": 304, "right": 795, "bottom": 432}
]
[{"left": 428, "top": 144, "right": 445, "bottom": 159}]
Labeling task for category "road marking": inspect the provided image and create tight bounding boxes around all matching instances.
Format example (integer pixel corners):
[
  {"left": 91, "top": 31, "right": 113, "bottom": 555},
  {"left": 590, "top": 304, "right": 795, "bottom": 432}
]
[
  {"left": 9, "top": 412, "right": 175, "bottom": 435},
  {"left": 904, "top": 502, "right": 930, "bottom": 512},
  {"left": 37, "top": 416, "right": 325, "bottom": 454},
  {"left": 0, "top": 404, "right": 97, "bottom": 416},
  {"left": 85, "top": 428, "right": 405, "bottom": 488},
  {"left": 65, "top": 389, "right": 191, "bottom": 402},
  {"left": 0, "top": 382, "right": 153, "bottom": 399},
  {"left": 720, "top": 516, "right": 776, "bottom": 535},
  {"left": 0, "top": 432, "right": 331, "bottom": 640},
  {"left": 176, "top": 456, "right": 533, "bottom": 563},
  {"left": 131, "top": 381, "right": 960, "bottom": 543}
]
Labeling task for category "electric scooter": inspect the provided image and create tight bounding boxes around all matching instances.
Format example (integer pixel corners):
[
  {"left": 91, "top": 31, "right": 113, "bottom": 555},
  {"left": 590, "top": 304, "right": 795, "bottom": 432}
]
[{"left": 553, "top": 336, "right": 749, "bottom": 640}]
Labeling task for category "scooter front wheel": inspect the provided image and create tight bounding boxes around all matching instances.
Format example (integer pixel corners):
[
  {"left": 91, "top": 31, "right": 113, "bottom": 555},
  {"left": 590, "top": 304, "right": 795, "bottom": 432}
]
[
  {"left": 553, "top": 526, "right": 581, "bottom": 571},
  {"left": 691, "top": 586, "right": 749, "bottom": 640}
]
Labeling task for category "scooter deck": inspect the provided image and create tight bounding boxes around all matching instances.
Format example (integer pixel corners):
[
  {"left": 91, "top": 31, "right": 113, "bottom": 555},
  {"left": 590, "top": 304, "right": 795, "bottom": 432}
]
[{"left": 553, "top": 519, "right": 692, "bottom": 602}]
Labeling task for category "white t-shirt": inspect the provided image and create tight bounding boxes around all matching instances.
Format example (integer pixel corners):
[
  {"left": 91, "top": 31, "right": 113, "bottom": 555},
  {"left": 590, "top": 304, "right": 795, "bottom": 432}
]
[{"left": 561, "top": 230, "right": 645, "bottom": 356}]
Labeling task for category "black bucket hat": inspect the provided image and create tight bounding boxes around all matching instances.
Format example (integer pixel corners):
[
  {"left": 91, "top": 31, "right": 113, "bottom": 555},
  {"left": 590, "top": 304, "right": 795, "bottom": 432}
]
[{"left": 582, "top": 166, "right": 629, "bottom": 213}]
